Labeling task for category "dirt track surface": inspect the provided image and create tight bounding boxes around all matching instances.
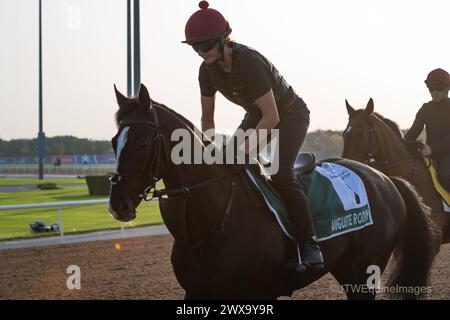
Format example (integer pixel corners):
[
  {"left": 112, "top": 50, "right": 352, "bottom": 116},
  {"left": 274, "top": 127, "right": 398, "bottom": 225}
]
[{"left": 0, "top": 234, "right": 448, "bottom": 300}]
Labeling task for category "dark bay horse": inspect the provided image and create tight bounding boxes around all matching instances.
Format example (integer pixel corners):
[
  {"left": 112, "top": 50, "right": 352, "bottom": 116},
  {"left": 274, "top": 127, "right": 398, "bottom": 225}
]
[
  {"left": 342, "top": 98, "right": 449, "bottom": 246},
  {"left": 108, "top": 84, "right": 438, "bottom": 299}
]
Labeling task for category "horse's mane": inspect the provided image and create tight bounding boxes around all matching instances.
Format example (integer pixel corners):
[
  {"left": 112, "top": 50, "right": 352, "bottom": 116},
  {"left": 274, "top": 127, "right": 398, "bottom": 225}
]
[
  {"left": 152, "top": 101, "right": 196, "bottom": 131},
  {"left": 372, "top": 112, "right": 403, "bottom": 139},
  {"left": 372, "top": 112, "right": 422, "bottom": 155},
  {"left": 351, "top": 109, "right": 404, "bottom": 139}
]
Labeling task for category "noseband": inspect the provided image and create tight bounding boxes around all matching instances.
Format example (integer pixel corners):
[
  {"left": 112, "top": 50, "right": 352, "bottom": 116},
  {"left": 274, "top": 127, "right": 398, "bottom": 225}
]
[{"left": 363, "top": 118, "right": 381, "bottom": 166}]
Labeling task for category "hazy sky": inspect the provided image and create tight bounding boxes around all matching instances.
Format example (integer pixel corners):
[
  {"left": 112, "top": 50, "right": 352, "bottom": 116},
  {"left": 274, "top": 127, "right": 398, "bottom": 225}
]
[{"left": 0, "top": 0, "right": 449, "bottom": 140}]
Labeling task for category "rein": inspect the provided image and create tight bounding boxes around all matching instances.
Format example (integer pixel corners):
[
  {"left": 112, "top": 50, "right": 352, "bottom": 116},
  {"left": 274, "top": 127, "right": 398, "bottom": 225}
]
[{"left": 143, "top": 170, "right": 238, "bottom": 201}]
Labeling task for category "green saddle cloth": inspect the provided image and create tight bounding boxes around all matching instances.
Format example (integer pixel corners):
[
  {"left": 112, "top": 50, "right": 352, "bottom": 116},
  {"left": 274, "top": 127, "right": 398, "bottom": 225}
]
[{"left": 245, "top": 161, "right": 373, "bottom": 241}]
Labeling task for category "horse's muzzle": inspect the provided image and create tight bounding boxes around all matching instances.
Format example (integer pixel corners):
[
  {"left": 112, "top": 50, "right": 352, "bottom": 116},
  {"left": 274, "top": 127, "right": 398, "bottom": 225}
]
[
  {"left": 108, "top": 203, "right": 136, "bottom": 222},
  {"left": 108, "top": 190, "right": 137, "bottom": 222}
]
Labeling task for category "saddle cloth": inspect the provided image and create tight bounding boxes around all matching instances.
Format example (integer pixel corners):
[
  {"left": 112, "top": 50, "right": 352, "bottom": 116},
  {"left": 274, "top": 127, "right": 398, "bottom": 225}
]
[
  {"left": 424, "top": 158, "right": 450, "bottom": 213},
  {"left": 246, "top": 161, "right": 373, "bottom": 241}
]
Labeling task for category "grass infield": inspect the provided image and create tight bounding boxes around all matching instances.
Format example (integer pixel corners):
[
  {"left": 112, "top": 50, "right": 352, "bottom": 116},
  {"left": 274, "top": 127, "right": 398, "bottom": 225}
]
[{"left": 0, "top": 178, "right": 164, "bottom": 241}]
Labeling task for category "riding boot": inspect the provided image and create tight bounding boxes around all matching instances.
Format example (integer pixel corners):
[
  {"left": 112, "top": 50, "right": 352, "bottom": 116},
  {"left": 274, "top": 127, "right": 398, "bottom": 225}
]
[
  {"left": 298, "top": 236, "right": 324, "bottom": 271},
  {"left": 284, "top": 194, "right": 324, "bottom": 272}
]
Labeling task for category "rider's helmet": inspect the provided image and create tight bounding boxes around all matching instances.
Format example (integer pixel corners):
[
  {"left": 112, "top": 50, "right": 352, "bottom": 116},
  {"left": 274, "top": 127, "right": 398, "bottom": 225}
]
[
  {"left": 182, "top": 1, "right": 232, "bottom": 45},
  {"left": 424, "top": 68, "right": 450, "bottom": 88}
]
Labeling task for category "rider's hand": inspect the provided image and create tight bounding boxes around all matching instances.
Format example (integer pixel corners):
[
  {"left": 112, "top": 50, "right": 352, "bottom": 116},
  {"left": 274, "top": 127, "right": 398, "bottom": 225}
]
[{"left": 419, "top": 144, "right": 432, "bottom": 156}]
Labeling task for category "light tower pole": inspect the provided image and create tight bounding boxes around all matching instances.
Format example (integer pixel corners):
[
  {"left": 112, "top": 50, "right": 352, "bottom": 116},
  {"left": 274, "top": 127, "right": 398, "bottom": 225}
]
[
  {"left": 133, "top": 0, "right": 141, "bottom": 96},
  {"left": 38, "top": 0, "right": 45, "bottom": 179},
  {"left": 126, "top": 0, "right": 140, "bottom": 97}
]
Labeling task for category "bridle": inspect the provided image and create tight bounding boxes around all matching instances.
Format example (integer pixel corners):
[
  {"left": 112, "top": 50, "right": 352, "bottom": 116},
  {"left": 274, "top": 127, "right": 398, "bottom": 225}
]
[
  {"left": 362, "top": 118, "right": 381, "bottom": 167},
  {"left": 359, "top": 117, "right": 420, "bottom": 179},
  {"left": 109, "top": 106, "right": 167, "bottom": 201}
]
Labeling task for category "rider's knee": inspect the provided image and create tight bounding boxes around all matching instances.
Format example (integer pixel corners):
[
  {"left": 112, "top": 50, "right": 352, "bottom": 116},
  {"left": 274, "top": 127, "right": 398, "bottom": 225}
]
[{"left": 271, "top": 172, "right": 304, "bottom": 191}]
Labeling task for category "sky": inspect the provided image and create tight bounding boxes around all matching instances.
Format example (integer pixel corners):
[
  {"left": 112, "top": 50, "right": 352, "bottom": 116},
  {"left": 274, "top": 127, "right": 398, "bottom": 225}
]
[{"left": 0, "top": 0, "right": 449, "bottom": 141}]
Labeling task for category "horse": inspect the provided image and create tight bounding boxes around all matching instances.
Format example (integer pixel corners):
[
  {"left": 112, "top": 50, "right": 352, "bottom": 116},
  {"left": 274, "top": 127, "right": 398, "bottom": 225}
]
[
  {"left": 342, "top": 98, "right": 449, "bottom": 247},
  {"left": 108, "top": 84, "right": 438, "bottom": 299}
]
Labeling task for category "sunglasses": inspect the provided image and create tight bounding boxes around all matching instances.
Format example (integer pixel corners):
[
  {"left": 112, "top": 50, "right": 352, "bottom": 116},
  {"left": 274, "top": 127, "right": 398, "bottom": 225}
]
[
  {"left": 428, "top": 87, "right": 447, "bottom": 92},
  {"left": 192, "top": 39, "right": 219, "bottom": 53}
]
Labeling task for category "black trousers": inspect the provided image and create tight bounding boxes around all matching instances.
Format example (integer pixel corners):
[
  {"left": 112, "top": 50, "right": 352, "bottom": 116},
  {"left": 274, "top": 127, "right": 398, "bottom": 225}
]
[
  {"left": 436, "top": 155, "right": 450, "bottom": 192},
  {"left": 236, "top": 98, "right": 317, "bottom": 242}
]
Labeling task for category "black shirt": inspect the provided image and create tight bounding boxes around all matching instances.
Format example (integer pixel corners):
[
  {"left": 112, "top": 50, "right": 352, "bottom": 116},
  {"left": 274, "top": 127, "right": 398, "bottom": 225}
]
[
  {"left": 199, "top": 50, "right": 271, "bottom": 100},
  {"left": 198, "top": 43, "right": 296, "bottom": 114},
  {"left": 404, "top": 97, "right": 450, "bottom": 157}
]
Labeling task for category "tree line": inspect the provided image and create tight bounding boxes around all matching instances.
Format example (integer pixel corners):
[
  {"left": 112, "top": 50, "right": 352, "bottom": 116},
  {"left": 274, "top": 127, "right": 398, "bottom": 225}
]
[
  {"left": 0, "top": 131, "right": 346, "bottom": 159},
  {"left": 0, "top": 136, "right": 113, "bottom": 157}
]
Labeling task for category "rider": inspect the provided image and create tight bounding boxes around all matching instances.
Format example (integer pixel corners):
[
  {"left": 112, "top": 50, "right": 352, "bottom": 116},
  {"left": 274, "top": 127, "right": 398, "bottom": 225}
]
[
  {"left": 405, "top": 68, "right": 450, "bottom": 191},
  {"left": 182, "top": 1, "right": 324, "bottom": 271}
]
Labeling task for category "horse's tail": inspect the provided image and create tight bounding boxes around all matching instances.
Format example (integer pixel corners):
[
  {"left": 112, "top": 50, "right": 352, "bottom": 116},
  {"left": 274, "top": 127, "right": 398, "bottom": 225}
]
[{"left": 387, "top": 176, "right": 439, "bottom": 299}]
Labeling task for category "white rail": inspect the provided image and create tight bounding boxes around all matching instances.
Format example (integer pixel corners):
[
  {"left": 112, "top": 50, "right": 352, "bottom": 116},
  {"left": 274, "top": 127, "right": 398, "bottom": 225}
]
[
  {"left": 0, "top": 198, "right": 157, "bottom": 244},
  {"left": 0, "top": 199, "right": 109, "bottom": 210}
]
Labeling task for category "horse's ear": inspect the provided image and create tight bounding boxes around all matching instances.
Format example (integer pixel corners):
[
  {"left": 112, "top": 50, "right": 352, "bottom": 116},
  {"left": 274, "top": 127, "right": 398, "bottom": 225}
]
[
  {"left": 365, "top": 98, "right": 374, "bottom": 115},
  {"left": 345, "top": 99, "right": 355, "bottom": 116},
  {"left": 114, "top": 84, "right": 128, "bottom": 107},
  {"left": 138, "top": 83, "right": 152, "bottom": 109}
]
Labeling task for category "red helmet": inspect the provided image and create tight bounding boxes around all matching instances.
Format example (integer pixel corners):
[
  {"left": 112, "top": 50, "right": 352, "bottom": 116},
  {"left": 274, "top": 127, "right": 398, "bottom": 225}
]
[
  {"left": 182, "top": 1, "right": 232, "bottom": 45},
  {"left": 425, "top": 68, "right": 450, "bottom": 87}
]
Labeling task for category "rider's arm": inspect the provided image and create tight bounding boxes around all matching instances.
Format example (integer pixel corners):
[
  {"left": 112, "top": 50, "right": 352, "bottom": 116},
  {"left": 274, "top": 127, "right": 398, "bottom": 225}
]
[
  {"left": 404, "top": 104, "right": 426, "bottom": 141},
  {"left": 254, "top": 89, "right": 280, "bottom": 131},
  {"left": 239, "top": 53, "right": 280, "bottom": 153},
  {"left": 239, "top": 89, "right": 279, "bottom": 154},
  {"left": 199, "top": 63, "right": 217, "bottom": 137},
  {"left": 201, "top": 95, "right": 216, "bottom": 136}
]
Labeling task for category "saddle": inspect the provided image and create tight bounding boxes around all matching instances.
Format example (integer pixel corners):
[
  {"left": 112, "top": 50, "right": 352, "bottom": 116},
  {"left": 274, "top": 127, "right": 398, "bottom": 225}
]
[
  {"left": 250, "top": 152, "right": 317, "bottom": 200},
  {"left": 294, "top": 152, "right": 317, "bottom": 176}
]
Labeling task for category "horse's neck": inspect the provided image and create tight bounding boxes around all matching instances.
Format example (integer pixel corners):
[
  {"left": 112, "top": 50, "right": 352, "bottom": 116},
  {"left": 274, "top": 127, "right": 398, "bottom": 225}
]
[
  {"left": 162, "top": 163, "right": 227, "bottom": 191},
  {"left": 159, "top": 107, "right": 229, "bottom": 190},
  {"left": 160, "top": 124, "right": 235, "bottom": 246},
  {"left": 376, "top": 125, "right": 440, "bottom": 207},
  {"left": 381, "top": 133, "right": 443, "bottom": 213},
  {"left": 373, "top": 125, "right": 412, "bottom": 176}
]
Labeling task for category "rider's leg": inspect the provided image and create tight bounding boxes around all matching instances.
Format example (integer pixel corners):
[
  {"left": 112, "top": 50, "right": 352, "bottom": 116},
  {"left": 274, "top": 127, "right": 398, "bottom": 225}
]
[
  {"left": 271, "top": 172, "right": 324, "bottom": 270},
  {"left": 270, "top": 100, "right": 324, "bottom": 271},
  {"left": 436, "top": 155, "right": 450, "bottom": 192}
]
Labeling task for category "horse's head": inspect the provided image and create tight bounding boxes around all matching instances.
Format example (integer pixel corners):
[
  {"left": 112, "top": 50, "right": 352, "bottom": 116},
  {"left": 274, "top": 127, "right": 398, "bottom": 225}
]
[
  {"left": 108, "top": 84, "right": 168, "bottom": 222},
  {"left": 342, "top": 98, "right": 421, "bottom": 167},
  {"left": 341, "top": 98, "right": 380, "bottom": 163}
]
